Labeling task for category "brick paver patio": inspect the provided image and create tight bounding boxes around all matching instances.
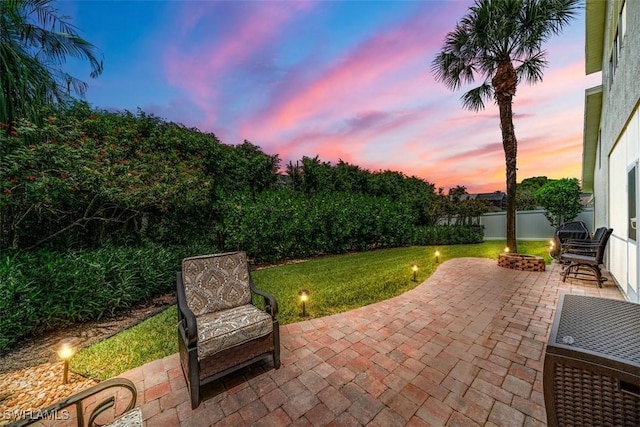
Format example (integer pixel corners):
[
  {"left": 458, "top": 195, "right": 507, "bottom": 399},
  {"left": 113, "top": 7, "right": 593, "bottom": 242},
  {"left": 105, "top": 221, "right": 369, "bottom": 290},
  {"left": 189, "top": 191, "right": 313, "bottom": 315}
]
[{"left": 117, "top": 258, "right": 623, "bottom": 426}]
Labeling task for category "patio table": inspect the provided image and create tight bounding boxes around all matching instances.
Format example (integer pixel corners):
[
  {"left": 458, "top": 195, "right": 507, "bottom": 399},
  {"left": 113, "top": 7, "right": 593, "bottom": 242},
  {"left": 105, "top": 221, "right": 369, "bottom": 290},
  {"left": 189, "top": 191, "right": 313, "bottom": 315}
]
[{"left": 544, "top": 294, "right": 640, "bottom": 426}]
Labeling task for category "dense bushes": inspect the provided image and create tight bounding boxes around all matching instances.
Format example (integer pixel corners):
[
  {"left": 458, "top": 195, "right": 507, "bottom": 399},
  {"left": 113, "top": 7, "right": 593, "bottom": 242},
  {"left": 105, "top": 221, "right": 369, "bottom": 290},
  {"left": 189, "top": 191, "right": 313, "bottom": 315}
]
[
  {"left": 1, "top": 102, "right": 486, "bottom": 351},
  {"left": 220, "top": 190, "right": 417, "bottom": 262},
  {"left": 219, "top": 190, "right": 483, "bottom": 263},
  {"left": 0, "top": 103, "right": 276, "bottom": 250},
  {"left": 411, "top": 224, "right": 484, "bottom": 245},
  {"left": 0, "top": 241, "right": 213, "bottom": 351},
  {"left": 1, "top": 102, "right": 479, "bottom": 255}
]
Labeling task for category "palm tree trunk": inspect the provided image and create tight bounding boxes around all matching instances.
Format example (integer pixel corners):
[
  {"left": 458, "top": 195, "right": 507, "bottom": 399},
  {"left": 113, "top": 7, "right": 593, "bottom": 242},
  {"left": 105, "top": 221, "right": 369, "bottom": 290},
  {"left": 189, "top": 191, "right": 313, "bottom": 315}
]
[
  {"left": 498, "top": 99, "right": 518, "bottom": 253},
  {"left": 493, "top": 60, "right": 518, "bottom": 253}
]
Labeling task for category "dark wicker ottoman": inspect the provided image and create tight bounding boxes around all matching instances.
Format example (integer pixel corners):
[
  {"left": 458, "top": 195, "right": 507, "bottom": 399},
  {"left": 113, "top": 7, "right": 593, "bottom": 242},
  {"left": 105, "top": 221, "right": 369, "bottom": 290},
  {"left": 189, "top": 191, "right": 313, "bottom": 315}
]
[{"left": 544, "top": 294, "right": 640, "bottom": 426}]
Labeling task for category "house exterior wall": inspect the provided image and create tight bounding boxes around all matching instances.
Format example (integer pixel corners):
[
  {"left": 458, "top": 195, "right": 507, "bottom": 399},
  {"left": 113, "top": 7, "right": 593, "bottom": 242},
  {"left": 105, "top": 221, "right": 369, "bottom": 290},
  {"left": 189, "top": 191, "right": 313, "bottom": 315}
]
[{"left": 588, "top": 0, "right": 640, "bottom": 301}]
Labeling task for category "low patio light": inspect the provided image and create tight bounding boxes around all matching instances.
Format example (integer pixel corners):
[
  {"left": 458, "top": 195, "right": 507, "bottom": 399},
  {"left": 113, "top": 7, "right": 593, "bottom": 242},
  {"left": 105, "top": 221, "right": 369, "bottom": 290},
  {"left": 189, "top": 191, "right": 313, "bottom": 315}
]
[
  {"left": 298, "top": 289, "right": 309, "bottom": 317},
  {"left": 412, "top": 264, "right": 418, "bottom": 282},
  {"left": 504, "top": 246, "right": 510, "bottom": 253},
  {"left": 56, "top": 337, "right": 80, "bottom": 384},
  {"left": 435, "top": 250, "right": 440, "bottom": 264}
]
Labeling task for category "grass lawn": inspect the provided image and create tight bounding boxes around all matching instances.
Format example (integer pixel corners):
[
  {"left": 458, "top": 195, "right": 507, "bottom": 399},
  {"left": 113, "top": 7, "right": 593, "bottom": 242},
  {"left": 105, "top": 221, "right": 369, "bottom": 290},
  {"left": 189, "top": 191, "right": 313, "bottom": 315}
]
[{"left": 71, "top": 241, "right": 550, "bottom": 380}]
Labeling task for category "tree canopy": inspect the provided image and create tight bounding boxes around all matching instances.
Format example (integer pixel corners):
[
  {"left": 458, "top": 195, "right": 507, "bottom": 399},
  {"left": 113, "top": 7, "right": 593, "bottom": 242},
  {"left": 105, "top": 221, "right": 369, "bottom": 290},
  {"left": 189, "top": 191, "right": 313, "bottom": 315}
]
[{"left": 535, "top": 177, "right": 582, "bottom": 227}]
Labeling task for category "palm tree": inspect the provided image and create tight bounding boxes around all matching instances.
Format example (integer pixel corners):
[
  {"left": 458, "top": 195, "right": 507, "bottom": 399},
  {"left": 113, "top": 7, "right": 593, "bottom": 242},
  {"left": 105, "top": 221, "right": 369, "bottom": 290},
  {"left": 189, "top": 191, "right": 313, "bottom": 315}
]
[
  {"left": 432, "top": 0, "right": 579, "bottom": 253},
  {"left": 0, "top": 0, "right": 103, "bottom": 124}
]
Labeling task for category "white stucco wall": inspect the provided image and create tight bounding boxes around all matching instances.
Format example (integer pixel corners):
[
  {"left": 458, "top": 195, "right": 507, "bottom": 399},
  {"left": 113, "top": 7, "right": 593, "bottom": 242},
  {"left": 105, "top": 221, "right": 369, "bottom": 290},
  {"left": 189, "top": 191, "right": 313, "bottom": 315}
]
[{"left": 593, "top": 0, "right": 640, "bottom": 301}]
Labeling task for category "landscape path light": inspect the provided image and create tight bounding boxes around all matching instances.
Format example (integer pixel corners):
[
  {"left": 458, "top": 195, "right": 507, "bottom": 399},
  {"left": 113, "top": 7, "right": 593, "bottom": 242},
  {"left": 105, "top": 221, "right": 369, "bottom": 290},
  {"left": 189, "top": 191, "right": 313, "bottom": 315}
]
[
  {"left": 412, "top": 264, "right": 418, "bottom": 282},
  {"left": 435, "top": 250, "right": 440, "bottom": 264},
  {"left": 298, "top": 289, "right": 309, "bottom": 317},
  {"left": 56, "top": 337, "right": 80, "bottom": 384},
  {"left": 504, "top": 246, "right": 510, "bottom": 253}
]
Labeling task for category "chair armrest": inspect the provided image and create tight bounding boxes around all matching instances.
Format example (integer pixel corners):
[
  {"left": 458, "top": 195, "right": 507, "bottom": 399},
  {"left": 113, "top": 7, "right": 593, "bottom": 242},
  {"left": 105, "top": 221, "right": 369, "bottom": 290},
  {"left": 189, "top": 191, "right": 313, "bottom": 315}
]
[
  {"left": 250, "top": 278, "right": 279, "bottom": 319},
  {"left": 11, "top": 378, "right": 137, "bottom": 427},
  {"left": 176, "top": 272, "right": 198, "bottom": 346},
  {"left": 563, "top": 241, "right": 599, "bottom": 252},
  {"left": 563, "top": 238, "right": 591, "bottom": 245}
]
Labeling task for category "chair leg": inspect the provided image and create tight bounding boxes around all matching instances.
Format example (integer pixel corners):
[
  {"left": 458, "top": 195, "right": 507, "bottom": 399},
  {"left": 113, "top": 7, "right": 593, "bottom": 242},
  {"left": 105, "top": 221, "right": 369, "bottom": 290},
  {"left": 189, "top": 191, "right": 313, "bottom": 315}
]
[
  {"left": 190, "top": 381, "right": 200, "bottom": 410},
  {"left": 592, "top": 265, "right": 603, "bottom": 288},
  {"left": 188, "top": 351, "right": 201, "bottom": 409},
  {"left": 562, "top": 263, "right": 604, "bottom": 288},
  {"left": 273, "top": 323, "right": 281, "bottom": 369},
  {"left": 561, "top": 264, "right": 572, "bottom": 282}
]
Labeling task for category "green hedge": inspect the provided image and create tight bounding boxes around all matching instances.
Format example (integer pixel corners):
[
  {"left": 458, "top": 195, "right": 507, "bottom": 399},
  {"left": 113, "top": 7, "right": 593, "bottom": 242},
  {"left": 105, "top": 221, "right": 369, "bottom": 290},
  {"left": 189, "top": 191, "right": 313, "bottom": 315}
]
[
  {"left": 411, "top": 225, "right": 484, "bottom": 245},
  {"left": 219, "top": 190, "right": 483, "bottom": 263},
  {"left": 0, "top": 241, "right": 213, "bottom": 352},
  {"left": 219, "top": 190, "right": 417, "bottom": 263}
]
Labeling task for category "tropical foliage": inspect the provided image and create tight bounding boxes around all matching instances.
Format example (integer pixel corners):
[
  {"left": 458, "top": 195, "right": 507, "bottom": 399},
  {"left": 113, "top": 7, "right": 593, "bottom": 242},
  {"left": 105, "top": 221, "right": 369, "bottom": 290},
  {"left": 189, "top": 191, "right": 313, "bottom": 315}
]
[
  {"left": 535, "top": 177, "right": 582, "bottom": 227},
  {"left": 432, "top": 0, "right": 580, "bottom": 253},
  {"left": 2, "top": 102, "right": 482, "bottom": 256},
  {"left": 0, "top": 241, "right": 212, "bottom": 351},
  {"left": 0, "top": 0, "right": 103, "bottom": 124}
]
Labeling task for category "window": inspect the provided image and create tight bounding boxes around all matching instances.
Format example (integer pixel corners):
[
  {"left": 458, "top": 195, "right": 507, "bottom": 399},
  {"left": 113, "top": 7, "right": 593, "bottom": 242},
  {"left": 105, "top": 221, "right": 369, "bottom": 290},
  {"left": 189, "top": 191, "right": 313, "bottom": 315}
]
[
  {"left": 609, "top": 1, "right": 627, "bottom": 87},
  {"left": 629, "top": 164, "right": 637, "bottom": 241}
]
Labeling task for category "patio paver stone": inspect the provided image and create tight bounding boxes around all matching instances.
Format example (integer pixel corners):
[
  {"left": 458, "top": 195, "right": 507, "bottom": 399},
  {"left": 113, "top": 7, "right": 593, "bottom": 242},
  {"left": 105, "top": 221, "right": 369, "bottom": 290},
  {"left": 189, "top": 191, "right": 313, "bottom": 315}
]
[{"left": 112, "top": 258, "right": 623, "bottom": 426}]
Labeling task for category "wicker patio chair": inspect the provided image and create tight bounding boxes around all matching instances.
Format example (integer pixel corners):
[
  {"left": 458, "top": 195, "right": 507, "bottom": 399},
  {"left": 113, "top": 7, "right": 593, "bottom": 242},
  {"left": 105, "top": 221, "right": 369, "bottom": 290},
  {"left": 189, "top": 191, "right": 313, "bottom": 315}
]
[
  {"left": 176, "top": 251, "right": 280, "bottom": 409},
  {"left": 549, "top": 221, "right": 590, "bottom": 260},
  {"left": 560, "top": 228, "right": 613, "bottom": 287},
  {"left": 10, "top": 378, "right": 140, "bottom": 427},
  {"left": 561, "top": 226, "right": 608, "bottom": 254}
]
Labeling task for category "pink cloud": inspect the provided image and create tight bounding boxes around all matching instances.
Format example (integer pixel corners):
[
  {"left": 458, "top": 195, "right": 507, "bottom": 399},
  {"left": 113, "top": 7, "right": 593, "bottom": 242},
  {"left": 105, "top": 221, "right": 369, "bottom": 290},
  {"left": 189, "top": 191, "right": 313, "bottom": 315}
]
[
  {"left": 239, "top": 3, "right": 465, "bottom": 145},
  {"left": 164, "top": 2, "right": 316, "bottom": 127}
]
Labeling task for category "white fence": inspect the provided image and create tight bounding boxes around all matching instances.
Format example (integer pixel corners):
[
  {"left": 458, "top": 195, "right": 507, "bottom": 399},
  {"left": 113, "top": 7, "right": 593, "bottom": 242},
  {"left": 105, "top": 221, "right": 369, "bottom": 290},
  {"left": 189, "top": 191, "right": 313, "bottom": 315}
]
[{"left": 480, "top": 208, "right": 595, "bottom": 241}]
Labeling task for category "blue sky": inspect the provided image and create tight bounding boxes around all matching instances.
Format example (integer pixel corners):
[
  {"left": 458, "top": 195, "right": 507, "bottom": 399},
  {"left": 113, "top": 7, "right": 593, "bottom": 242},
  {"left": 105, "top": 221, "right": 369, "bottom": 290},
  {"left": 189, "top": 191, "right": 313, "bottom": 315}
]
[{"left": 58, "top": 0, "right": 600, "bottom": 192}]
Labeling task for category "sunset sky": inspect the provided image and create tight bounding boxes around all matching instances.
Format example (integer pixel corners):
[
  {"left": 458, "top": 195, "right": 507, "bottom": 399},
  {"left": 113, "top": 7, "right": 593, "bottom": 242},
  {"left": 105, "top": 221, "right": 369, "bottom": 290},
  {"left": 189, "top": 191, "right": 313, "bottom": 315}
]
[{"left": 59, "top": 0, "right": 601, "bottom": 193}]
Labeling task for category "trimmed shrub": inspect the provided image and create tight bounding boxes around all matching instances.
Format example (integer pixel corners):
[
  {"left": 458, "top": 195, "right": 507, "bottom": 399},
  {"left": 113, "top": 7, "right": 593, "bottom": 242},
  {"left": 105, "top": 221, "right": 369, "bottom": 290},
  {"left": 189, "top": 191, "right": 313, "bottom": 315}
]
[
  {"left": 219, "top": 190, "right": 416, "bottom": 262},
  {"left": 411, "top": 225, "right": 484, "bottom": 245}
]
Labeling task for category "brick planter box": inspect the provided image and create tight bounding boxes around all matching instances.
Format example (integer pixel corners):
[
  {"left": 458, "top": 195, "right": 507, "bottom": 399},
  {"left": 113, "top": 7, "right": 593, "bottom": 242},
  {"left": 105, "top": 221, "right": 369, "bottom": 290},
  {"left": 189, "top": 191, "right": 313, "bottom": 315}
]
[{"left": 498, "top": 253, "right": 546, "bottom": 272}]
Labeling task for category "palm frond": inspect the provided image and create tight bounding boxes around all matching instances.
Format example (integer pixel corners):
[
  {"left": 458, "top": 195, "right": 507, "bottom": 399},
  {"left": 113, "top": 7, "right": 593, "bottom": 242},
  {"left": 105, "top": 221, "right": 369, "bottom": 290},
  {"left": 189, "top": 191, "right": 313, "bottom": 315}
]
[
  {"left": 0, "top": 0, "right": 103, "bottom": 123},
  {"left": 515, "top": 0, "right": 581, "bottom": 57},
  {"left": 515, "top": 51, "right": 547, "bottom": 85},
  {"left": 432, "top": 0, "right": 579, "bottom": 109},
  {"left": 461, "top": 82, "right": 493, "bottom": 112}
]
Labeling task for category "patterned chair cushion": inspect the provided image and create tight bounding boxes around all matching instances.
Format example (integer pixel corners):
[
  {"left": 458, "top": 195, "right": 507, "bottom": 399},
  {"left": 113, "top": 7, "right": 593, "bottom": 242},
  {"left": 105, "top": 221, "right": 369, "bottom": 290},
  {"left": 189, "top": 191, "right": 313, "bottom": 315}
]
[
  {"left": 196, "top": 304, "right": 273, "bottom": 359},
  {"left": 182, "top": 252, "right": 252, "bottom": 316},
  {"left": 104, "top": 408, "right": 143, "bottom": 427}
]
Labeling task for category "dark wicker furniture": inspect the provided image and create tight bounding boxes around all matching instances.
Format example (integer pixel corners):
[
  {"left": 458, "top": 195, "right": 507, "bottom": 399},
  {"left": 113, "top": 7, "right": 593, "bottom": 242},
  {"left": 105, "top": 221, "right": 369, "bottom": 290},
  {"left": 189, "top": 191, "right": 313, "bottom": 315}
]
[
  {"left": 544, "top": 294, "right": 640, "bottom": 426},
  {"left": 560, "top": 228, "right": 613, "bottom": 287},
  {"left": 563, "top": 226, "right": 608, "bottom": 248},
  {"left": 177, "top": 251, "right": 280, "bottom": 409},
  {"left": 10, "top": 378, "right": 139, "bottom": 427},
  {"left": 549, "top": 221, "right": 590, "bottom": 260}
]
